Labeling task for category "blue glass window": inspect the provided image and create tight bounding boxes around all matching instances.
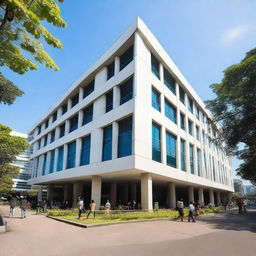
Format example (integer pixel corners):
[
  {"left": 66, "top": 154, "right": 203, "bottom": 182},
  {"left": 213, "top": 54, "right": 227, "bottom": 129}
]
[
  {"left": 83, "top": 80, "right": 94, "bottom": 98},
  {"left": 49, "top": 150, "right": 55, "bottom": 174},
  {"left": 59, "top": 123, "right": 65, "bottom": 138},
  {"left": 180, "top": 139, "right": 186, "bottom": 171},
  {"left": 152, "top": 88, "right": 161, "bottom": 111},
  {"left": 120, "top": 77, "right": 133, "bottom": 105},
  {"left": 165, "top": 100, "right": 177, "bottom": 124},
  {"left": 69, "top": 114, "right": 78, "bottom": 132},
  {"left": 62, "top": 104, "right": 67, "bottom": 115},
  {"left": 179, "top": 86, "right": 185, "bottom": 104},
  {"left": 180, "top": 113, "right": 185, "bottom": 130},
  {"left": 164, "top": 68, "right": 176, "bottom": 94},
  {"left": 44, "top": 134, "right": 48, "bottom": 147},
  {"left": 189, "top": 144, "right": 194, "bottom": 174},
  {"left": 107, "top": 61, "right": 115, "bottom": 80},
  {"left": 80, "top": 136, "right": 91, "bottom": 166},
  {"left": 151, "top": 53, "right": 160, "bottom": 79},
  {"left": 120, "top": 45, "right": 134, "bottom": 71},
  {"left": 166, "top": 132, "right": 176, "bottom": 167},
  {"left": 57, "top": 146, "right": 64, "bottom": 171},
  {"left": 45, "top": 119, "right": 49, "bottom": 129},
  {"left": 152, "top": 122, "right": 161, "bottom": 162},
  {"left": 118, "top": 116, "right": 132, "bottom": 158},
  {"left": 52, "top": 111, "right": 57, "bottom": 122},
  {"left": 67, "top": 141, "right": 76, "bottom": 169},
  {"left": 71, "top": 93, "right": 79, "bottom": 108},
  {"left": 106, "top": 90, "right": 113, "bottom": 113},
  {"left": 197, "top": 148, "right": 201, "bottom": 176},
  {"left": 50, "top": 129, "right": 55, "bottom": 143},
  {"left": 42, "top": 154, "right": 47, "bottom": 176},
  {"left": 82, "top": 104, "right": 93, "bottom": 125},
  {"left": 188, "top": 120, "right": 193, "bottom": 136},
  {"left": 34, "top": 157, "right": 39, "bottom": 178},
  {"left": 188, "top": 97, "right": 193, "bottom": 113},
  {"left": 102, "top": 125, "right": 112, "bottom": 161}
]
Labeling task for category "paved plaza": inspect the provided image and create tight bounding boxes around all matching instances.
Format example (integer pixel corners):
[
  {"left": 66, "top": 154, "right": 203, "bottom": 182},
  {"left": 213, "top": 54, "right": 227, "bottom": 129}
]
[{"left": 0, "top": 205, "right": 256, "bottom": 256}]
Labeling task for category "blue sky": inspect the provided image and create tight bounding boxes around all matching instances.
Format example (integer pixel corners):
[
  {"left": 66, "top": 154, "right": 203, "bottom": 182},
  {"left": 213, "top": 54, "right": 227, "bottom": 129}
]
[{"left": 1, "top": 0, "right": 255, "bottom": 184}]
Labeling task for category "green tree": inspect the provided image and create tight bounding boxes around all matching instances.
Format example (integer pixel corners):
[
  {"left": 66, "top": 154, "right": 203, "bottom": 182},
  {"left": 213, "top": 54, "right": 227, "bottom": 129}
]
[
  {"left": 0, "top": 0, "right": 66, "bottom": 104},
  {"left": 0, "top": 123, "right": 29, "bottom": 194},
  {"left": 206, "top": 48, "right": 256, "bottom": 183}
]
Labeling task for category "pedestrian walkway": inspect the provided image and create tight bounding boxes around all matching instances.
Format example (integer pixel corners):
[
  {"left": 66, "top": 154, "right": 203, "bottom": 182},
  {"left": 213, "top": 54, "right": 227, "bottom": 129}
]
[{"left": 0, "top": 205, "right": 256, "bottom": 256}]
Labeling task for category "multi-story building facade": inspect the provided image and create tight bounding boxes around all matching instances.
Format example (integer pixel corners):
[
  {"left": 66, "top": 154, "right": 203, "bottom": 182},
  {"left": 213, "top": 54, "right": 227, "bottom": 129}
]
[
  {"left": 234, "top": 179, "right": 245, "bottom": 195},
  {"left": 11, "top": 131, "right": 32, "bottom": 192},
  {"left": 28, "top": 18, "right": 234, "bottom": 210}
]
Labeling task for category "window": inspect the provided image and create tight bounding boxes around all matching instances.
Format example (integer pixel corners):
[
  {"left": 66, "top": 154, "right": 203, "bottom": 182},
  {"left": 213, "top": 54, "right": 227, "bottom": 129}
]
[
  {"left": 45, "top": 119, "right": 49, "bottom": 129},
  {"left": 166, "top": 132, "right": 176, "bottom": 168},
  {"left": 80, "top": 135, "right": 91, "bottom": 166},
  {"left": 180, "top": 139, "right": 186, "bottom": 171},
  {"left": 179, "top": 86, "right": 185, "bottom": 104},
  {"left": 67, "top": 141, "right": 76, "bottom": 169},
  {"left": 152, "top": 122, "right": 161, "bottom": 162},
  {"left": 49, "top": 150, "right": 55, "bottom": 174},
  {"left": 71, "top": 93, "right": 79, "bottom": 108},
  {"left": 106, "top": 90, "right": 113, "bottom": 113},
  {"left": 196, "top": 106, "right": 200, "bottom": 120},
  {"left": 38, "top": 139, "right": 41, "bottom": 150},
  {"left": 164, "top": 68, "right": 176, "bottom": 94},
  {"left": 152, "top": 88, "right": 161, "bottom": 111},
  {"left": 180, "top": 113, "right": 185, "bottom": 130},
  {"left": 102, "top": 125, "right": 112, "bottom": 161},
  {"left": 189, "top": 144, "right": 194, "bottom": 174},
  {"left": 197, "top": 148, "right": 201, "bottom": 176},
  {"left": 165, "top": 100, "right": 177, "bottom": 124},
  {"left": 52, "top": 111, "right": 57, "bottom": 122},
  {"left": 69, "top": 114, "right": 78, "bottom": 132},
  {"left": 42, "top": 154, "right": 47, "bottom": 176},
  {"left": 188, "top": 120, "right": 193, "bottom": 136},
  {"left": 59, "top": 123, "right": 65, "bottom": 138},
  {"left": 57, "top": 146, "right": 64, "bottom": 171},
  {"left": 50, "top": 129, "right": 55, "bottom": 143},
  {"left": 118, "top": 116, "right": 132, "bottom": 158},
  {"left": 120, "top": 45, "right": 134, "bottom": 71},
  {"left": 151, "top": 53, "right": 160, "bottom": 79},
  {"left": 82, "top": 104, "right": 93, "bottom": 125},
  {"left": 107, "top": 61, "right": 115, "bottom": 80},
  {"left": 83, "top": 80, "right": 94, "bottom": 98},
  {"left": 37, "top": 125, "right": 41, "bottom": 135},
  {"left": 44, "top": 134, "right": 48, "bottom": 147},
  {"left": 62, "top": 104, "right": 67, "bottom": 115},
  {"left": 188, "top": 97, "right": 193, "bottom": 113},
  {"left": 196, "top": 126, "right": 200, "bottom": 141},
  {"left": 120, "top": 77, "right": 133, "bottom": 105}
]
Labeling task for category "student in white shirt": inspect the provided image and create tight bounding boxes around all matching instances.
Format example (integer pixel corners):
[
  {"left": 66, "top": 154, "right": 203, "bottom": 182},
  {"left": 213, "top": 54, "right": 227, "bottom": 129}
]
[{"left": 188, "top": 202, "right": 196, "bottom": 222}]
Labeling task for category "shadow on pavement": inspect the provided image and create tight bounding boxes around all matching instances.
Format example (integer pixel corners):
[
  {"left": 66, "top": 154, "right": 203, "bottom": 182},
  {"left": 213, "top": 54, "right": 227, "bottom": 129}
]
[{"left": 197, "top": 209, "right": 256, "bottom": 233}]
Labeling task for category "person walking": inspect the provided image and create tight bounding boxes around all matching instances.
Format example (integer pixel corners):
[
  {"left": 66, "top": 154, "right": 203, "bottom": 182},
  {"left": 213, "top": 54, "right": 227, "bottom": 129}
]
[
  {"left": 188, "top": 202, "right": 196, "bottom": 222},
  {"left": 87, "top": 200, "right": 96, "bottom": 219},
  {"left": 9, "top": 195, "right": 17, "bottom": 218},
  {"left": 176, "top": 198, "right": 184, "bottom": 222},
  {"left": 20, "top": 196, "right": 27, "bottom": 219},
  {"left": 77, "top": 197, "right": 84, "bottom": 219},
  {"left": 105, "top": 200, "right": 111, "bottom": 215}
]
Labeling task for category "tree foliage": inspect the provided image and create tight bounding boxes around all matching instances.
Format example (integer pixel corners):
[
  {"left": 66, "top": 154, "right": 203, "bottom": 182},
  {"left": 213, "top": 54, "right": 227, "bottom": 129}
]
[
  {"left": 206, "top": 48, "right": 256, "bottom": 183},
  {"left": 0, "top": 123, "right": 29, "bottom": 194},
  {"left": 0, "top": 0, "right": 66, "bottom": 104}
]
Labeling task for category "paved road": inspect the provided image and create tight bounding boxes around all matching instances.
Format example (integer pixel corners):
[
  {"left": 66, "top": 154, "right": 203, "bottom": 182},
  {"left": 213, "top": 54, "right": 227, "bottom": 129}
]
[{"left": 0, "top": 205, "right": 256, "bottom": 256}]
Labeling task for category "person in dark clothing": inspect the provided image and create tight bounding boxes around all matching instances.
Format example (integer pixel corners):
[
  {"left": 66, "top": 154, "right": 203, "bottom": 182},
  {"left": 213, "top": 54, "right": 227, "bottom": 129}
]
[{"left": 20, "top": 196, "right": 27, "bottom": 218}]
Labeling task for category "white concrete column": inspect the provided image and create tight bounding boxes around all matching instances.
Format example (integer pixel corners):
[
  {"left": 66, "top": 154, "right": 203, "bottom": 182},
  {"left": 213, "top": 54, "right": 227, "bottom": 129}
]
[
  {"left": 72, "top": 183, "right": 83, "bottom": 208},
  {"left": 113, "top": 85, "right": 120, "bottom": 109},
  {"left": 110, "top": 182, "right": 117, "bottom": 207},
  {"left": 63, "top": 144, "right": 68, "bottom": 170},
  {"left": 167, "top": 183, "right": 176, "bottom": 209},
  {"left": 91, "top": 176, "right": 102, "bottom": 210},
  {"left": 198, "top": 187, "right": 204, "bottom": 206},
  {"left": 176, "top": 135, "right": 181, "bottom": 170},
  {"left": 79, "top": 87, "right": 84, "bottom": 102},
  {"left": 37, "top": 186, "right": 43, "bottom": 202},
  {"left": 78, "top": 110, "right": 83, "bottom": 128},
  {"left": 131, "top": 183, "right": 137, "bottom": 202},
  {"left": 90, "top": 128, "right": 103, "bottom": 163},
  {"left": 75, "top": 138, "right": 82, "bottom": 167},
  {"left": 114, "top": 56, "right": 120, "bottom": 75},
  {"left": 55, "top": 126, "right": 60, "bottom": 139},
  {"left": 161, "top": 126, "right": 166, "bottom": 164},
  {"left": 112, "top": 121, "right": 118, "bottom": 159},
  {"left": 159, "top": 63, "right": 164, "bottom": 82},
  {"left": 141, "top": 173, "right": 153, "bottom": 211},
  {"left": 188, "top": 186, "right": 194, "bottom": 203},
  {"left": 53, "top": 148, "right": 58, "bottom": 173},
  {"left": 65, "top": 120, "right": 70, "bottom": 135},
  {"left": 216, "top": 191, "right": 221, "bottom": 206},
  {"left": 209, "top": 188, "right": 215, "bottom": 206},
  {"left": 57, "top": 107, "right": 62, "bottom": 119},
  {"left": 67, "top": 99, "right": 72, "bottom": 111},
  {"left": 124, "top": 184, "right": 129, "bottom": 204},
  {"left": 185, "top": 140, "right": 190, "bottom": 173},
  {"left": 47, "top": 184, "right": 53, "bottom": 201}
]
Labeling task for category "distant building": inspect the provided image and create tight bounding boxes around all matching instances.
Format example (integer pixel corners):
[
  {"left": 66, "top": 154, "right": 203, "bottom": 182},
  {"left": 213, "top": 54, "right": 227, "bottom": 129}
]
[
  {"left": 234, "top": 179, "right": 244, "bottom": 195},
  {"left": 244, "top": 185, "right": 256, "bottom": 194},
  {"left": 11, "top": 131, "right": 32, "bottom": 192}
]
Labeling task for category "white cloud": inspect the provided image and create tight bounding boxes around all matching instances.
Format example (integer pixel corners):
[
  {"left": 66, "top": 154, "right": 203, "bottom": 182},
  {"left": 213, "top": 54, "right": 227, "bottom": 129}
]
[{"left": 222, "top": 25, "right": 251, "bottom": 44}]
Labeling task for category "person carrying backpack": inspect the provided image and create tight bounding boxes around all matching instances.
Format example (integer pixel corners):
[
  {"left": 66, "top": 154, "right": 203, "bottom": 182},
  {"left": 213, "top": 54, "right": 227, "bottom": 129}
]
[{"left": 176, "top": 198, "right": 184, "bottom": 222}]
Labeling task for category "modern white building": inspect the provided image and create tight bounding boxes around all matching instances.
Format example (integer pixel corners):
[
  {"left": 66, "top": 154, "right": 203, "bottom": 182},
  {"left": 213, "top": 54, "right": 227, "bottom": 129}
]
[
  {"left": 11, "top": 131, "right": 32, "bottom": 192},
  {"left": 28, "top": 18, "right": 234, "bottom": 210}
]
